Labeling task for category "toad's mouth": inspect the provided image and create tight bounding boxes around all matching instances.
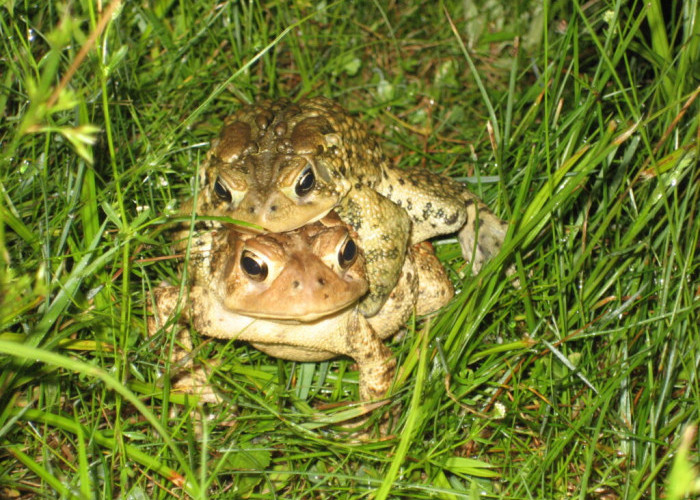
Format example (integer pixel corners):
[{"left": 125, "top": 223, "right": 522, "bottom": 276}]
[
  {"left": 218, "top": 207, "right": 331, "bottom": 235},
  {"left": 254, "top": 206, "right": 333, "bottom": 233},
  {"left": 304, "top": 208, "right": 334, "bottom": 225},
  {"left": 235, "top": 300, "right": 360, "bottom": 323}
]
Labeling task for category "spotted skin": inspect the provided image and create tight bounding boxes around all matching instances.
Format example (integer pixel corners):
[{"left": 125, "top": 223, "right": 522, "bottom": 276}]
[
  {"left": 378, "top": 164, "right": 509, "bottom": 271},
  {"left": 197, "top": 97, "right": 508, "bottom": 316}
]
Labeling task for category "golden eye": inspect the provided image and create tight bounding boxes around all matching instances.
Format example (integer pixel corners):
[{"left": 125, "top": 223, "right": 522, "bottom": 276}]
[
  {"left": 240, "top": 250, "right": 268, "bottom": 281},
  {"left": 294, "top": 165, "right": 315, "bottom": 197},
  {"left": 213, "top": 177, "right": 232, "bottom": 202},
  {"left": 338, "top": 237, "right": 357, "bottom": 269}
]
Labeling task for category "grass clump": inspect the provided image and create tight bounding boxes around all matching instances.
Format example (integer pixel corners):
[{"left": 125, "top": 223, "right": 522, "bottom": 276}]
[{"left": 1, "top": 0, "right": 698, "bottom": 498}]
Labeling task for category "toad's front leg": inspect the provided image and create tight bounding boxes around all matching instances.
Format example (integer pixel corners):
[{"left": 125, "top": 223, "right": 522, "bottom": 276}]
[
  {"left": 343, "top": 313, "right": 396, "bottom": 401},
  {"left": 149, "top": 285, "right": 222, "bottom": 403},
  {"left": 336, "top": 186, "right": 411, "bottom": 318}
]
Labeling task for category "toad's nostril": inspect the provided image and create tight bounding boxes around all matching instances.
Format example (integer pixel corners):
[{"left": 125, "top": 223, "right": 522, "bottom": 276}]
[
  {"left": 318, "top": 277, "right": 326, "bottom": 286},
  {"left": 292, "top": 280, "right": 300, "bottom": 288}
]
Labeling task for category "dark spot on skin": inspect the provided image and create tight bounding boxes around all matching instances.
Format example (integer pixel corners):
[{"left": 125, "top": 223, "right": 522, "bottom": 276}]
[
  {"left": 382, "top": 170, "right": 389, "bottom": 179},
  {"left": 398, "top": 177, "right": 405, "bottom": 185},
  {"left": 274, "top": 122, "right": 287, "bottom": 136},
  {"left": 255, "top": 112, "right": 273, "bottom": 130},
  {"left": 355, "top": 182, "right": 362, "bottom": 189},
  {"left": 386, "top": 248, "right": 400, "bottom": 259},
  {"left": 445, "top": 212, "right": 459, "bottom": 225},
  {"left": 410, "top": 178, "right": 419, "bottom": 187},
  {"left": 347, "top": 149, "right": 353, "bottom": 159},
  {"left": 324, "top": 293, "right": 329, "bottom": 299},
  {"left": 292, "top": 280, "right": 300, "bottom": 288},
  {"left": 464, "top": 199, "right": 475, "bottom": 207},
  {"left": 316, "top": 145, "right": 324, "bottom": 155},
  {"left": 339, "top": 165, "right": 346, "bottom": 176},
  {"left": 406, "top": 272, "right": 413, "bottom": 282},
  {"left": 320, "top": 124, "right": 336, "bottom": 135},
  {"left": 270, "top": 205, "right": 277, "bottom": 212},
  {"left": 248, "top": 207, "right": 255, "bottom": 213}
]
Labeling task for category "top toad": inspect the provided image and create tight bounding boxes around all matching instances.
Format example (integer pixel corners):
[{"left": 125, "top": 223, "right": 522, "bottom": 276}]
[{"left": 198, "top": 97, "right": 508, "bottom": 315}]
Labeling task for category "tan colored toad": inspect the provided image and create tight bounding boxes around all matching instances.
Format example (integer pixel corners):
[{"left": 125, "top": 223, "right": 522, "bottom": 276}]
[
  {"left": 151, "top": 214, "right": 453, "bottom": 401},
  {"left": 197, "top": 97, "right": 508, "bottom": 317}
]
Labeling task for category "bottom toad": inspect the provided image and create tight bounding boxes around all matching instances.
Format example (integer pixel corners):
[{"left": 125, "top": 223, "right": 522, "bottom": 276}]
[{"left": 151, "top": 213, "right": 453, "bottom": 402}]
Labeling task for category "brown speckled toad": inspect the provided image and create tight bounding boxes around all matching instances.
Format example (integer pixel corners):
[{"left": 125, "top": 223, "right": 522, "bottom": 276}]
[
  {"left": 197, "top": 97, "right": 507, "bottom": 317},
  {"left": 151, "top": 214, "right": 454, "bottom": 402}
]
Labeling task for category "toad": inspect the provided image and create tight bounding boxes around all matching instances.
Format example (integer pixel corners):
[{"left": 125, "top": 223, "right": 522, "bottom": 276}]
[
  {"left": 197, "top": 97, "right": 508, "bottom": 316},
  {"left": 151, "top": 214, "right": 453, "bottom": 402}
]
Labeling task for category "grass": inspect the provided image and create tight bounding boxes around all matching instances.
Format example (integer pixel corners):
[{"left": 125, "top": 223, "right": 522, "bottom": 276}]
[{"left": 1, "top": 0, "right": 698, "bottom": 498}]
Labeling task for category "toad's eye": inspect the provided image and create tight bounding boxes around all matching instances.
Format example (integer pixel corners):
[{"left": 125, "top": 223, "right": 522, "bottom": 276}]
[
  {"left": 213, "top": 177, "right": 232, "bottom": 203},
  {"left": 295, "top": 165, "right": 315, "bottom": 197},
  {"left": 240, "top": 251, "right": 268, "bottom": 281},
  {"left": 338, "top": 237, "right": 358, "bottom": 269}
]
